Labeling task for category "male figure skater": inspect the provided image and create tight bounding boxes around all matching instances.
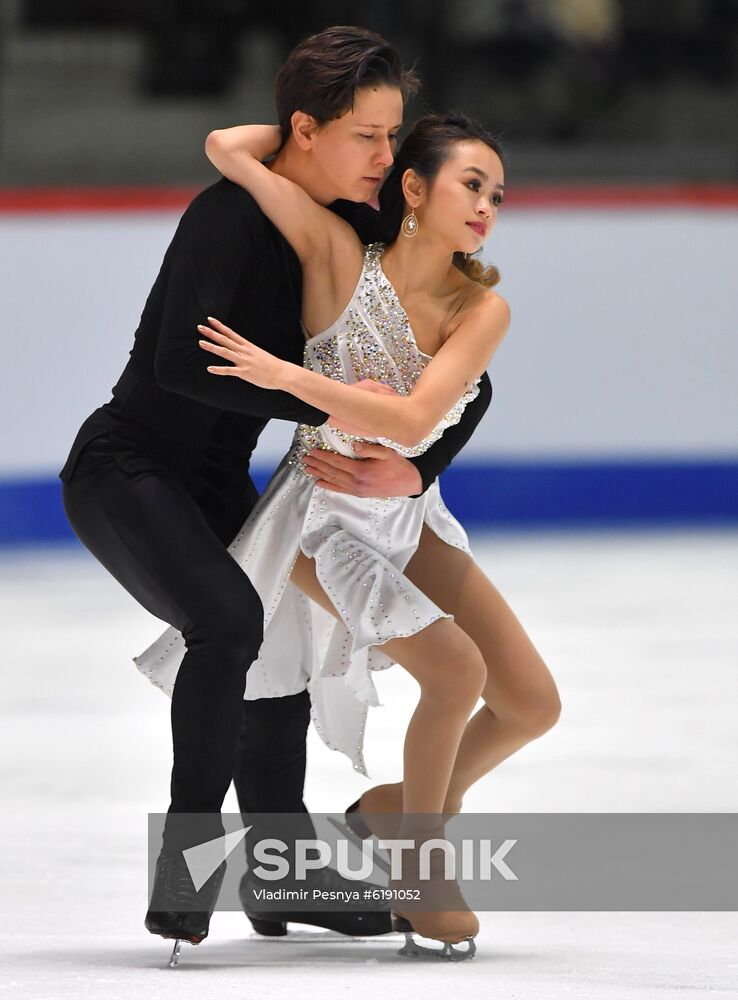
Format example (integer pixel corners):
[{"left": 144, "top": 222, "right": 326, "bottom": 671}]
[{"left": 60, "top": 26, "right": 492, "bottom": 945}]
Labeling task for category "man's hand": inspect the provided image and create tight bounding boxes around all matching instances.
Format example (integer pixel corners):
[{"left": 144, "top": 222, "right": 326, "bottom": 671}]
[{"left": 303, "top": 443, "right": 423, "bottom": 498}]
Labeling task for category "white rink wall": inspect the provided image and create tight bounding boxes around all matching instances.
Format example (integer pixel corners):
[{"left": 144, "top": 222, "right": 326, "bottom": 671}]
[{"left": 2, "top": 201, "right": 737, "bottom": 480}]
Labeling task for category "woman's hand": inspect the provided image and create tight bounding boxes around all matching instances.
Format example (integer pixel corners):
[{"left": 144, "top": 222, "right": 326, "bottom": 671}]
[{"left": 198, "top": 317, "right": 290, "bottom": 390}]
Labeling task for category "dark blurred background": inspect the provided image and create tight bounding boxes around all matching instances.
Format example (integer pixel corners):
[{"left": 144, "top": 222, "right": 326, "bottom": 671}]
[{"left": 2, "top": 0, "right": 737, "bottom": 184}]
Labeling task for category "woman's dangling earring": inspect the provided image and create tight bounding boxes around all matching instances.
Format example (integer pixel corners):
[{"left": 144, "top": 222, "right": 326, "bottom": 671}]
[{"left": 401, "top": 211, "right": 419, "bottom": 238}]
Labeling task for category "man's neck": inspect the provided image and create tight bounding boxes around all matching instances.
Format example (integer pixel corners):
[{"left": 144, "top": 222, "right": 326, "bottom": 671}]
[{"left": 268, "top": 142, "right": 338, "bottom": 207}]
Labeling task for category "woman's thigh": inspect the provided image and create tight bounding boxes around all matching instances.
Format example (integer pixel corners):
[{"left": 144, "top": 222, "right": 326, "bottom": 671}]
[
  {"left": 403, "top": 527, "right": 560, "bottom": 720},
  {"left": 290, "top": 550, "right": 484, "bottom": 693}
]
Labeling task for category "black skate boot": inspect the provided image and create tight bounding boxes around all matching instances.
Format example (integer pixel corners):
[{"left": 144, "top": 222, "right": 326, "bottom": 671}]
[
  {"left": 239, "top": 868, "right": 392, "bottom": 938},
  {"left": 145, "top": 849, "right": 226, "bottom": 966}
]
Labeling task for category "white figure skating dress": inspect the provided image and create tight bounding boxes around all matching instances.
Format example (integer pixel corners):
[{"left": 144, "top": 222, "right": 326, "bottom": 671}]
[{"left": 135, "top": 244, "right": 480, "bottom": 775}]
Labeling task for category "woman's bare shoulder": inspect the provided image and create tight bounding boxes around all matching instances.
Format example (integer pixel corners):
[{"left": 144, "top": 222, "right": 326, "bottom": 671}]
[{"left": 455, "top": 281, "right": 511, "bottom": 336}]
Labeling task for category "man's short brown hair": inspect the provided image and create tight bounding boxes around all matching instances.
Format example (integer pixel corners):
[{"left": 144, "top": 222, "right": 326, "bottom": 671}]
[{"left": 275, "top": 25, "right": 420, "bottom": 143}]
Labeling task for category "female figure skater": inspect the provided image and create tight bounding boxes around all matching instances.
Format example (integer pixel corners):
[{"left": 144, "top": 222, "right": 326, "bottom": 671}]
[{"left": 136, "top": 111, "right": 560, "bottom": 956}]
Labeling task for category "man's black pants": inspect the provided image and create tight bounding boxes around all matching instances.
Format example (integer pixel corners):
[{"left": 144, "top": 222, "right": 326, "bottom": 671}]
[{"left": 62, "top": 440, "right": 312, "bottom": 835}]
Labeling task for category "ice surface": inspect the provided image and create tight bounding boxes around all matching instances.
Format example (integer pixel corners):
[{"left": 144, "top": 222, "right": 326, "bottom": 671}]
[{"left": 1, "top": 530, "right": 737, "bottom": 997}]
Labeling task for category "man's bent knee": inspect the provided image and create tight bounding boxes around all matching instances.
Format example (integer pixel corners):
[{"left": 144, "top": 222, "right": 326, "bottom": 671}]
[{"left": 187, "top": 587, "right": 264, "bottom": 667}]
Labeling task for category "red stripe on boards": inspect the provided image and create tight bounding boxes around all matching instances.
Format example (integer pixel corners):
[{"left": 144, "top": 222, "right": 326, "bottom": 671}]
[{"left": 1, "top": 184, "right": 738, "bottom": 214}]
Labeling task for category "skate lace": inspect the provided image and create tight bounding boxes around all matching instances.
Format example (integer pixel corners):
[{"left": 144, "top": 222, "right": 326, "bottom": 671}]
[{"left": 156, "top": 854, "right": 224, "bottom": 909}]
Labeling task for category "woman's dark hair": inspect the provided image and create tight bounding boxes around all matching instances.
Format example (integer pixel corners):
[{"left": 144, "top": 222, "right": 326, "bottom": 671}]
[
  {"left": 275, "top": 26, "right": 420, "bottom": 145},
  {"left": 378, "top": 112, "right": 504, "bottom": 288}
]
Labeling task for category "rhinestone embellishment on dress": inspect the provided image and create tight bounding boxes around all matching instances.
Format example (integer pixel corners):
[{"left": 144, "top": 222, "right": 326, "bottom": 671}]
[{"left": 294, "top": 243, "right": 480, "bottom": 466}]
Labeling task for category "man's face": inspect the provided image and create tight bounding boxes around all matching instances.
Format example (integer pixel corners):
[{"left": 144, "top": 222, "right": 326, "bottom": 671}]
[{"left": 310, "top": 85, "right": 404, "bottom": 203}]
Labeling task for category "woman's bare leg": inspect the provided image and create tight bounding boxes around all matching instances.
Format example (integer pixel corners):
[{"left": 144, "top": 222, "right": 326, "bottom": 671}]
[
  {"left": 290, "top": 552, "right": 486, "bottom": 814},
  {"left": 290, "top": 549, "right": 486, "bottom": 943},
  {"left": 362, "top": 526, "right": 561, "bottom": 815}
]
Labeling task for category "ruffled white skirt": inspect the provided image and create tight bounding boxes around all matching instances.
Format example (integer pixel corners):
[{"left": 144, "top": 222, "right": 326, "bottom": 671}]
[{"left": 134, "top": 445, "right": 472, "bottom": 775}]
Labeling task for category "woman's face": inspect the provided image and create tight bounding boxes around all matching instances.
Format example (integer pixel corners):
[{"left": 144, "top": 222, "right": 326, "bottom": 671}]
[{"left": 415, "top": 140, "right": 505, "bottom": 253}]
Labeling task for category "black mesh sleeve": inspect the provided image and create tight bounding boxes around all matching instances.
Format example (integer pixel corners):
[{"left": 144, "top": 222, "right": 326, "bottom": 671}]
[{"left": 407, "top": 372, "right": 492, "bottom": 495}]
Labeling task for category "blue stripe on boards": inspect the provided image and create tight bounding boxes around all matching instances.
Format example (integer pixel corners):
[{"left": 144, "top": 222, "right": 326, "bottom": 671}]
[
  {"left": 1, "top": 460, "right": 737, "bottom": 546},
  {"left": 435, "top": 460, "right": 738, "bottom": 528},
  {"left": 0, "top": 478, "right": 77, "bottom": 546}
]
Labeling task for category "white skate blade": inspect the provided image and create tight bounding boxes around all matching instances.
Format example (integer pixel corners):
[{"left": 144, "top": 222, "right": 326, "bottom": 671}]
[{"left": 398, "top": 931, "right": 476, "bottom": 962}]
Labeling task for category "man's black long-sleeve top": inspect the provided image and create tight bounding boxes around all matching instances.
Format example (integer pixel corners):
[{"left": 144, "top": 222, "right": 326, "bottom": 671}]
[{"left": 60, "top": 179, "right": 492, "bottom": 504}]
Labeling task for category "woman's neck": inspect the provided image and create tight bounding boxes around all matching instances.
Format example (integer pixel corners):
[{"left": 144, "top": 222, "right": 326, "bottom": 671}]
[{"left": 381, "top": 233, "right": 458, "bottom": 300}]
